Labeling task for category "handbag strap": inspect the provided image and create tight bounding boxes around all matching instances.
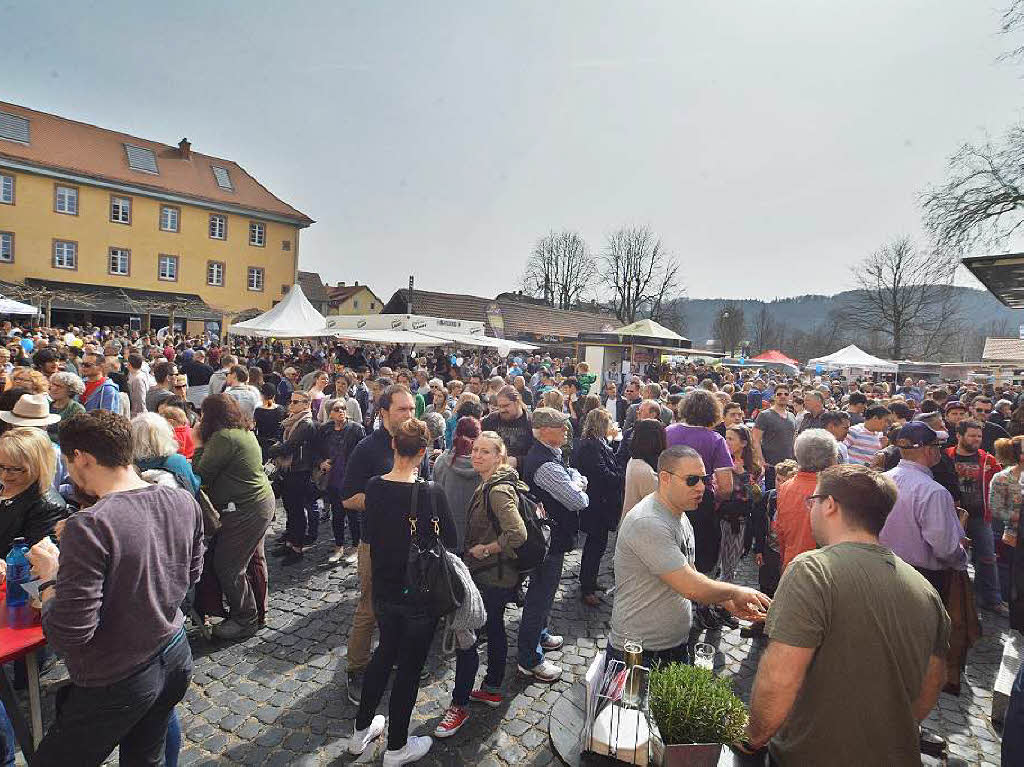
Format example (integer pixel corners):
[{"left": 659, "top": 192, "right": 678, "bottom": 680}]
[{"left": 407, "top": 479, "right": 440, "bottom": 540}]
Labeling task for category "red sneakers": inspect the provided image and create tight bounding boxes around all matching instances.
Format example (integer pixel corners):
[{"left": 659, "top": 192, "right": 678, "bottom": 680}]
[
  {"left": 469, "top": 689, "right": 503, "bottom": 707},
  {"left": 434, "top": 706, "right": 469, "bottom": 738}
]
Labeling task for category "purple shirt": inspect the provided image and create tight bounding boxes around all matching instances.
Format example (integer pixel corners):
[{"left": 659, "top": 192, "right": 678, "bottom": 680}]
[
  {"left": 665, "top": 424, "right": 733, "bottom": 476},
  {"left": 880, "top": 460, "right": 967, "bottom": 572}
]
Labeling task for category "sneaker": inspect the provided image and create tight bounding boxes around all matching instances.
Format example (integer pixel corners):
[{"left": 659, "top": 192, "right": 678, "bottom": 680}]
[
  {"left": 518, "top": 659, "right": 562, "bottom": 682},
  {"left": 540, "top": 634, "right": 563, "bottom": 651},
  {"left": 383, "top": 734, "right": 433, "bottom": 766},
  {"left": 328, "top": 547, "right": 346, "bottom": 564},
  {"left": 347, "top": 672, "right": 363, "bottom": 705},
  {"left": 211, "top": 619, "right": 258, "bottom": 641},
  {"left": 469, "top": 688, "right": 503, "bottom": 707},
  {"left": 433, "top": 705, "right": 469, "bottom": 738},
  {"left": 348, "top": 714, "right": 386, "bottom": 755}
]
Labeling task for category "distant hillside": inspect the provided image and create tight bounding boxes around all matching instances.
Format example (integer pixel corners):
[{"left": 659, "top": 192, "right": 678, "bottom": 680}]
[{"left": 668, "top": 287, "right": 1021, "bottom": 361}]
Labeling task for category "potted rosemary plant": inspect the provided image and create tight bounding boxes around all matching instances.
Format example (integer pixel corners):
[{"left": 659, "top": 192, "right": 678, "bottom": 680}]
[{"left": 648, "top": 663, "right": 748, "bottom": 767}]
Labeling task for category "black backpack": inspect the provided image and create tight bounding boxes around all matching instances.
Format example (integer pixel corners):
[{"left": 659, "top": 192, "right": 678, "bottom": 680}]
[{"left": 483, "top": 478, "right": 550, "bottom": 576}]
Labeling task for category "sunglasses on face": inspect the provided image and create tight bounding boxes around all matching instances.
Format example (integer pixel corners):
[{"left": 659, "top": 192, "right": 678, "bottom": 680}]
[{"left": 665, "top": 471, "right": 706, "bottom": 487}]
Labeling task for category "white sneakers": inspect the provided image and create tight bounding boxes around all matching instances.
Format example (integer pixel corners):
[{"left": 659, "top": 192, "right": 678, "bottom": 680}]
[
  {"left": 348, "top": 714, "right": 385, "bottom": 755},
  {"left": 518, "top": 659, "right": 563, "bottom": 682},
  {"left": 348, "top": 716, "right": 433, "bottom": 765},
  {"left": 383, "top": 735, "right": 433, "bottom": 766}
]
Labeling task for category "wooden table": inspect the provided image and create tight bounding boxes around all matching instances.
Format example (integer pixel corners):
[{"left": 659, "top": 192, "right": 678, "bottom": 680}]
[{"left": 0, "top": 593, "right": 46, "bottom": 761}]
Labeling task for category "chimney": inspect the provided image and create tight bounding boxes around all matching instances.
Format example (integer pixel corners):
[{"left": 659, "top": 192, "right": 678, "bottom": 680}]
[
  {"left": 338, "top": 281, "right": 346, "bottom": 287},
  {"left": 354, "top": 280, "right": 359, "bottom": 286},
  {"left": 178, "top": 138, "right": 191, "bottom": 159}
]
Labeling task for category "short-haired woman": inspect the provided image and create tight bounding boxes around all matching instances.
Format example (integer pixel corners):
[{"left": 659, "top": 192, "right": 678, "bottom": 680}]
[
  {"left": 574, "top": 408, "right": 625, "bottom": 607},
  {"left": 623, "top": 419, "right": 666, "bottom": 518},
  {"left": 434, "top": 430, "right": 529, "bottom": 738},
  {"left": 132, "top": 413, "right": 200, "bottom": 494},
  {"left": 192, "top": 394, "right": 276, "bottom": 640},
  {"left": 349, "top": 419, "right": 456, "bottom": 764},
  {"left": 48, "top": 372, "right": 85, "bottom": 441}
]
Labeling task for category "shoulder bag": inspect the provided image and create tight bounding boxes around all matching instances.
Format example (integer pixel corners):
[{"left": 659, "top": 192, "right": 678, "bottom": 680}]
[{"left": 405, "top": 479, "right": 463, "bottom": 617}]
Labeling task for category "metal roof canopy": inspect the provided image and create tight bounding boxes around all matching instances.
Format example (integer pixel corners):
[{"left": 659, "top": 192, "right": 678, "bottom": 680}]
[{"left": 962, "top": 253, "right": 1024, "bottom": 308}]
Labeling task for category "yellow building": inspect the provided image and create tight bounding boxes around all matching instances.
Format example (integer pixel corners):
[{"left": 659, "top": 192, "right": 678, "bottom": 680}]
[
  {"left": 325, "top": 282, "right": 383, "bottom": 315},
  {"left": 0, "top": 101, "right": 313, "bottom": 335}
]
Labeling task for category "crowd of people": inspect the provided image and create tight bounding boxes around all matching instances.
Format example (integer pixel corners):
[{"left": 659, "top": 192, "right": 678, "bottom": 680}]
[{"left": 0, "top": 320, "right": 1018, "bottom": 764}]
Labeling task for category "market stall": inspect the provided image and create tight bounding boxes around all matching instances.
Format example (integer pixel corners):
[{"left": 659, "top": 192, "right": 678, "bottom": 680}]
[
  {"left": 324, "top": 313, "right": 538, "bottom": 353},
  {"left": 806, "top": 344, "right": 897, "bottom": 378},
  {"left": 227, "top": 284, "right": 328, "bottom": 338}
]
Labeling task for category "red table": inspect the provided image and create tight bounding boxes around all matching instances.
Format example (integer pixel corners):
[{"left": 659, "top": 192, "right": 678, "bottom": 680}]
[{"left": 0, "top": 586, "right": 46, "bottom": 760}]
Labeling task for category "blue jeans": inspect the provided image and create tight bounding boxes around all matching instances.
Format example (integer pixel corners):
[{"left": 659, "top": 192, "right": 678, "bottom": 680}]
[
  {"left": 0, "top": 702, "right": 14, "bottom": 767},
  {"left": 993, "top": 520, "right": 1014, "bottom": 604},
  {"left": 966, "top": 516, "right": 1002, "bottom": 607},
  {"left": 453, "top": 584, "right": 514, "bottom": 705},
  {"left": 1004, "top": 656, "right": 1024, "bottom": 764},
  {"left": 517, "top": 550, "right": 565, "bottom": 670},
  {"left": 166, "top": 707, "right": 181, "bottom": 767}
]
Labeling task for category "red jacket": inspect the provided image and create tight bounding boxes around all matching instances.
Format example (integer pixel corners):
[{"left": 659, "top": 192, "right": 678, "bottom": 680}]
[{"left": 944, "top": 447, "right": 1000, "bottom": 522}]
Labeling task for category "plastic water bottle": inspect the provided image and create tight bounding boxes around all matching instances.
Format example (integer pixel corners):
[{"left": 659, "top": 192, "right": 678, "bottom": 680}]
[{"left": 6, "top": 538, "right": 30, "bottom": 607}]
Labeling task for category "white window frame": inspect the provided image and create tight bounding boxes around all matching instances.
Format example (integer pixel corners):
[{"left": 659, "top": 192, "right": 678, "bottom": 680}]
[
  {"left": 209, "top": 214, "right": 226, "bottom": 240},
  {"left": 0, "top": 175, "right": 12, "bottom": 205},
  {"left": 158, "top": 254, "right": 178, "bottom": 281},
  {"left": 207, "top": 261, "right": 224, "bottom": 287},
  {"left": 55, "top": 185, "right": 78, "bottom": 215},
  {"left": 109, "top": 247, "right": 130, "bottom": 276},
  {"left": 53, "top": 240, "right": 76, "bottom": 269},
  {"left": 110, "top": 196, "right": 131, "bottom": 224},
  {"left": 0, "top": 233, "right": 12, "bottom": 263},
  {"left": 249, "top": 221, "right": 265, "bottom": 247},
  {"left": 160, "top": 206, "right": 179, "bottom": 233},
  {"left": 247, "top": 266, "right": 264, "bottom": 292}
]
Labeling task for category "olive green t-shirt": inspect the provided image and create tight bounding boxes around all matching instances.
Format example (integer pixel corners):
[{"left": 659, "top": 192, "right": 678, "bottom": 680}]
[{"left": 765, "top": 542, "right": 950, "bottom": 767}]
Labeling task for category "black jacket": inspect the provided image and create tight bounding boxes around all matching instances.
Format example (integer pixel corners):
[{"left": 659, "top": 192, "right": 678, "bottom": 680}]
[
  {"left": 0, "top": 486, "right": 67, "bottom": 555},
  {"left": 267, "top": 417, "right": 318, "bottom": 474},
  {"left": 574, "top": 437, "right": 624, "bottom": 533}
]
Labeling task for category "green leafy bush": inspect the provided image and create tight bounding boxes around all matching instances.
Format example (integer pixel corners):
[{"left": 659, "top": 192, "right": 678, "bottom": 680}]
[{"left": 648, "top": 663, "right": 748, "bottom": 745}]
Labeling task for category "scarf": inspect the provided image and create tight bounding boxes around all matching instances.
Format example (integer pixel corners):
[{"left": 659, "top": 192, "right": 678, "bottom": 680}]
[
  {"left": 81, "top": 377, "right": 107, "bottom": 404},
  {"left": 281, "top": 409, "right": 312, "bottom": 442}
]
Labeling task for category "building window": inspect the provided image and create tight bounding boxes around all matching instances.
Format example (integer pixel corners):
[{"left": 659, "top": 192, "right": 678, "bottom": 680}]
[
  {"left": 110, "top": 195, "right": 131, "bottom": 224},
  {"left": 353, "top": 299, "right": 359, "bottom": 309},
  {"left": 370, "top": 302, "right": 375, "bottom": 310},
  {"left": 249, "top": 221, "right": 266, "bottom": 247},
  {"left": 53, "top": 240, "right": 76, "bottom": 269},
  {"left": 54, "top": 185, "right": 78, "bottom": 215},
  {"left": 0, "top": 174, "right": 12, "bottom": 205},
  {"left": 247, "top": 266, "right": 264, "bottom": 291},
  {"left": 160, "top": 206, "right": 180, "bottom": 232},
  {"left": 282, "top": 240, "right": 291, "bottom": 251},
  {"left": 108, "top": 247, "right": 130, "bottom": 276},
  {"left": 158, "top": 254, "right": 178, "bottom": 281},
  {"left": 0, "top": 232, "right": 12, "bottom": 263},
  {"left": 209, "top": 214, "right": 226, "bottom": 240},
  {"left": 207, "top": 260, "right": 225, "bottom": 287}
]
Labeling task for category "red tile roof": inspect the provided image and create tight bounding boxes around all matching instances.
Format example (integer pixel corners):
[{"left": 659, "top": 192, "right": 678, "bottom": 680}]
[{"left": 0, "top": 101, "right": 313, "bottom": 224}]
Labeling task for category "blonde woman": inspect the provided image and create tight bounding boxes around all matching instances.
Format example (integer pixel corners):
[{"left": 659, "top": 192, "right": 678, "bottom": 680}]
[
  {"left": 991, "top": 436, "right": 1024, "bottom": 606},
  {"left": 435, "top": 431, "right": 527, "bottom": 738},
  {"left": 0, "top": 427, "right": 65, "bottom": 554}
]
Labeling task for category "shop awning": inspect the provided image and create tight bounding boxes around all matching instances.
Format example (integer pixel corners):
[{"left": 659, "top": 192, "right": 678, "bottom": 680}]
[
  {"left": 962, "top": 253, "right": 1024, "bottom": 308},
  {"left": 20, "top": 278, "right": 221, "bottom": 320}
]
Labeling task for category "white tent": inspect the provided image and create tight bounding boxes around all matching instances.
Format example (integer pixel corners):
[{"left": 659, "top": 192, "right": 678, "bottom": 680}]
[
  {"left": 0, "top": 296, "right": 40, "bottom": 316},
  {"left": 325, "top": 314, "right": 538, "bottom": 351},
  {"left": 807, "top": 344, "right": 897, "bottom": 374},
  {"left": 227, "top": 284, "right": 328, "bottom": 338}
]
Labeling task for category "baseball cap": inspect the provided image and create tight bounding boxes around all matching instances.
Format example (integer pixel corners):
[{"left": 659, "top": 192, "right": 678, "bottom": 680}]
[
  {"left": 944, "top": 401, "right": 968, "bottom": 414},
  {"left": 894, "top": 422, "right": 939, "bottom": 449},
  {"left": 532, "top": 407, "right": 569, "bottom": 429}
]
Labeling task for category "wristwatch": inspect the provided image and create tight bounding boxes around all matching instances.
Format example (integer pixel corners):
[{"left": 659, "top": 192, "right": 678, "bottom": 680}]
[{"left": 38, "top": 580, "right": 56, "bottom": 596}]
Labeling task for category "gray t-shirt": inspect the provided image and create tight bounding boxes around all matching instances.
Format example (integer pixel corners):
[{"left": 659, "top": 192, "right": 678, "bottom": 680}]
[
  {"left": 754, "top": 408, "right": 797, "bottom": 464},
  {"left": 609, "top": 493, "right": 695, "bottom": 652}
]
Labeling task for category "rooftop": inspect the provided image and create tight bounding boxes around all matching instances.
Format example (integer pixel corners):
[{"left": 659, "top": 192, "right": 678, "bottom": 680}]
[
  {"left": 0, "top": 101, "right": 313, "bottom": 225},
  {"left": 962, "top": 253, "right": 1024, "bottom": 308},
  {"left": 982, "top": 337, "right": 1024, "bottom": 362}
]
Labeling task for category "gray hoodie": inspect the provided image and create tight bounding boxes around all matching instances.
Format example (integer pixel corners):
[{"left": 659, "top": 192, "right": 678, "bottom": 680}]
[{"left": 433, "top": 449, "right": 479, "bottom": 551}]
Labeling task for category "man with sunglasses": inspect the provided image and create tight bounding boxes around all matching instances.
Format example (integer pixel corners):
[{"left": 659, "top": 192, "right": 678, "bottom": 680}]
[
  {"left": 78, "top": 351, "right": 121, "bottom": 413},
  {"left": 969, "top": 395, "right": 1008, "bottom": 454},
  {"left": 752, "top": 385, "right": 796, "bottom": 491},
  {"left": 609, "top": 445, "right": 771, "bottom": 669},
  {"left": 742, "top": 463, "right": 949, "bottom": 765}
]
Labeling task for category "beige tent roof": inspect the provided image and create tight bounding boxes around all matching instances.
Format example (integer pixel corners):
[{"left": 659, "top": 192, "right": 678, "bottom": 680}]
[{"left": 613, "top": 318, "right": 684, "bottom": 340}]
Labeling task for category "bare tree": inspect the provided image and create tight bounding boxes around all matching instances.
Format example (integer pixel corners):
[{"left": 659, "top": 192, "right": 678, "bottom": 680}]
[
  {"left": 521, "top": 231, "right": 596, "bottom": 309},
  {"left": 846, "top": 237, "right": 962, "bottom": 360},
  {"left": 600, "top": 225, "right": 681, "bottom": 324},
  {"left": 713, "top": 303, "right": 746, "bottom": 356},
  {"left": 750, "top": 305, "right": 781, "bottom": 353},
  {"left": 0, "top": 281, "right": 97, "bottom": 326},
  {"left": 923, "top": 125, "right": 1024, "bottom": 252}
]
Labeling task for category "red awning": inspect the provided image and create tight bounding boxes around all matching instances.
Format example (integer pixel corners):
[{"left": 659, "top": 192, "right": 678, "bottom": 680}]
[{"left": 749, "top": 349, "right": 799, "bottom": 366}]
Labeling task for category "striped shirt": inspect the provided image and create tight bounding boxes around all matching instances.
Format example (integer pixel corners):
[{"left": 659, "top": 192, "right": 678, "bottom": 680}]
[{"left": 845, "top": 423, "right": 882, "bottom": 465}]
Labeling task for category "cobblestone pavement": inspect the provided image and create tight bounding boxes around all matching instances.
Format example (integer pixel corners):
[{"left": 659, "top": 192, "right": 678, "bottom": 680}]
[{"left": 32, "top": 510, "right": 1008, "bottom": 766}]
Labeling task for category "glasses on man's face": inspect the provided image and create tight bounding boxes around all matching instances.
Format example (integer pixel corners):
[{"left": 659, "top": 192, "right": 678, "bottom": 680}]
[
  {"left": 664, "top": 472, "right": 706, "bottom": 487},
  {"left": 804, "top": 493, "right": 830, "bottom": 510},
  {"left": 975, "top": 408, "right": 991, "bottom": 415},
  {"left": 0, "top": 465, "right": 26, "bottom": 475}
]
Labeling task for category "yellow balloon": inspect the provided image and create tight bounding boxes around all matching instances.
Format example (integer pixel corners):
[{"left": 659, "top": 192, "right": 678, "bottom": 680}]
[{"left": 71, "top": 338, "right": 83, "bottom": 348}]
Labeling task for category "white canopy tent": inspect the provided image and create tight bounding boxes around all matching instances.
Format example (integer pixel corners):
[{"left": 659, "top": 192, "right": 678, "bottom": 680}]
[
  {"left": 325, "top": 314, "right": 538, "bottom": 352},
  {"left": 807, "top": 344, "right": 898, "bottom": 375},
  {"left": 227, "top": 284, "right": 328, "bottom": 338},
  {"left": 0, "top": 296, "right": 40, "bottom": 316}
]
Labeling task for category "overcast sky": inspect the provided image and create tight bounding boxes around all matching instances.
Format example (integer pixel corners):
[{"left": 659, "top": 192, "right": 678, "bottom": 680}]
[{"left": 3, "top": 0, "right": 1022, "bottom": 302}]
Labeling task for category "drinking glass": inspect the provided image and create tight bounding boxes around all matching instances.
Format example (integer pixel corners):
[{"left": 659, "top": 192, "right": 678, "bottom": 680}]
[{"left": 693, "top": 642, "right": 715, "bottom": 671}]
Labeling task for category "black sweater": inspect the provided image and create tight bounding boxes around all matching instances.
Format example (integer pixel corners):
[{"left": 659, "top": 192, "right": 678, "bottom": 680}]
[{"left": 364, "top": 478, "right": 457, "bottom": 604}]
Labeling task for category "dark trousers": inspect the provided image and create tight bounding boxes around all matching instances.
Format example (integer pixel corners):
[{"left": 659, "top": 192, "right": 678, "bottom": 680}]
[
  {"left": 32, "top": 629, "right": 192, "bottom": 767},
  {"left": 453, "top": 584, "right": 514, "bottom": 705},
  {"left": 579, "top": 528, "right": 609, "bottom": 594},
  {"left": 1004, "top": 656, "right": 1024, "bottom": 764},
  {"left": 326, "top": 487, "right": 360, "bottom": 547},
  {"left": 758, "top": 549, "right": 782, "bottom": 598},
  {"left": 764, "top": 465, "right": 776, "bottom": 492},
  {"left": 356, "top": 600, "right": 438, "bottom": 751},
  {"left": 282, "top": 470, "right": 317, "bottom": 547}
]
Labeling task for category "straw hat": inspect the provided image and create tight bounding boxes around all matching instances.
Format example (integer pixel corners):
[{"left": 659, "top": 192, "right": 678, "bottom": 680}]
[{"left": 0, "top": 394, "right": 62, "bottom": 427}]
